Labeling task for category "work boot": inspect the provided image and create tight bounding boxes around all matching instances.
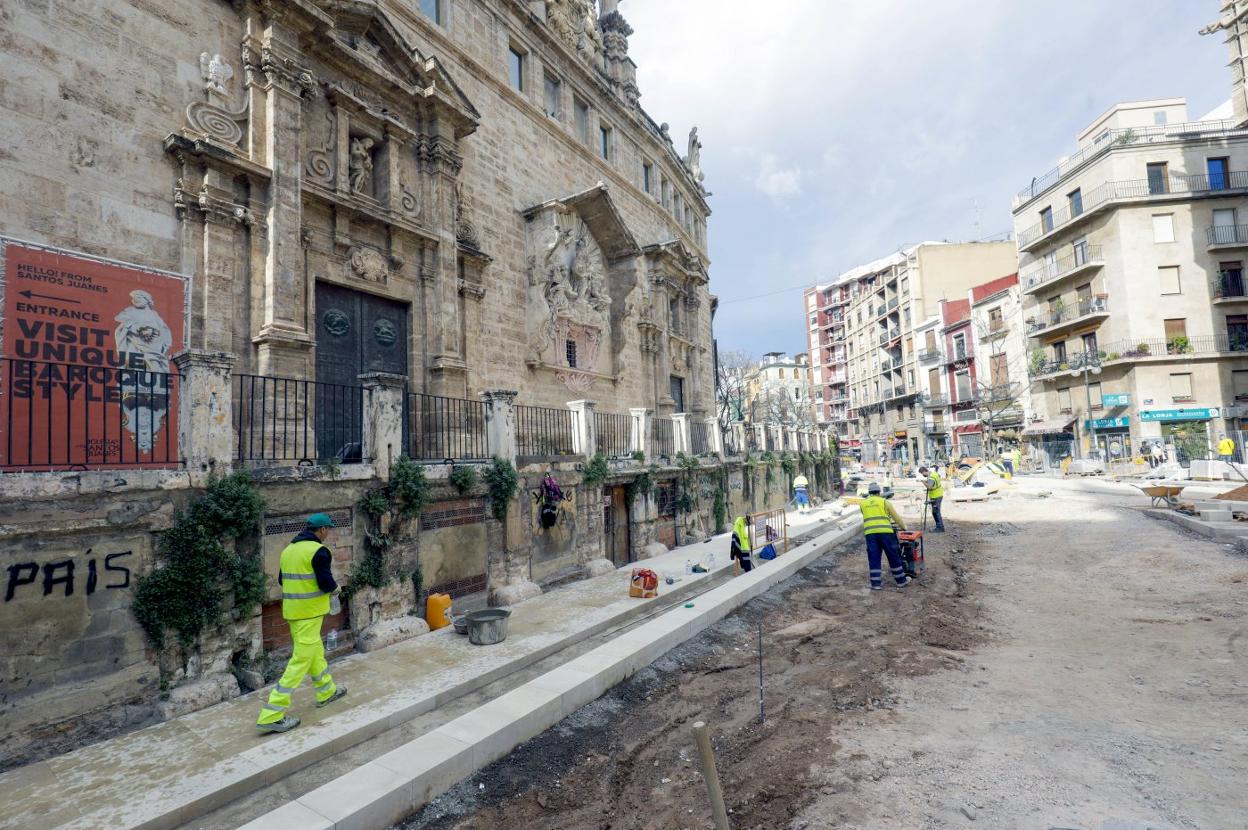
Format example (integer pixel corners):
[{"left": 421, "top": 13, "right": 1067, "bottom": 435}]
[
  {"left": 933, "top": 526, "right": 945, "bottom": 533},
  {"left": 316, "top": 686, "right": 348, "bottom": 708},
  {"left": 257, "top": 715, "right": 301, "bottom": 734},
  {"left": 896, "top": 577, "right": 912, "bottom": 588}
]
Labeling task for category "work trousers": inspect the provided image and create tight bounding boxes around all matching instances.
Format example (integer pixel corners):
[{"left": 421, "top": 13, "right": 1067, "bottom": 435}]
[
  {"left": 257, "top": 616, "right": 337, "bottom": 725},
  {"left": 865, "top": 533, "right": 907, "bottom": 589},
  {"left": 1003, "top": 459, "right": 1014, "bottom": 476},
  {"left": 794, "top": 488, "right": 809, "bottom": 511},
  {"left": 929, "top": 496, "right": 945, "bottom": 530}
]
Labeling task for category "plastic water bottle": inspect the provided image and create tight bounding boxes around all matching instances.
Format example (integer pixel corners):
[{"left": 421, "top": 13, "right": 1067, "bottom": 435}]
[
  {"left": 685, "top": 559, "right": 692, "bottom": 575},
  {"left": 326, "top": 629, "right": 338, "bottom": 652},
  {"left": 329, "top": 594, "right": 341, "bottom": 615},
  {"left": 709, "top": 553, "right": 717, "bottom": 569}
]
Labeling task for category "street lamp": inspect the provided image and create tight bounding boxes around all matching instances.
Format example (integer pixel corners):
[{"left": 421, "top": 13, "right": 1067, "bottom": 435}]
[{"left": 1081, "top": 352, "right": 1103, "bottom": 460}]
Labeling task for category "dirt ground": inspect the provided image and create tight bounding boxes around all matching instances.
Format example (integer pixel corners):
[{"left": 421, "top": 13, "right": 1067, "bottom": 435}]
[{"left": 397, "top": 484, "right": 1248, "bottom": 830}]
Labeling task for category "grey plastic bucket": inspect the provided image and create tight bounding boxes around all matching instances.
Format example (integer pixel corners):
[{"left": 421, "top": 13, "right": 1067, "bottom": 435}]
[{"left": 466, "top": 608, "right": 511, "bottom": 645}]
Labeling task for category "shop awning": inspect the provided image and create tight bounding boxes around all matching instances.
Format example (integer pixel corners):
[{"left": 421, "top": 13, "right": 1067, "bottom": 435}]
[{"left": 1022, "top": 418, "right": 1075, "bottom": 436}]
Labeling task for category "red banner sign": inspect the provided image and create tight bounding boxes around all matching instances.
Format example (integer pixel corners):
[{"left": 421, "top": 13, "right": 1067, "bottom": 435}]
[{"left": 1, "top": 240, "right": 189, "bottom": 470}]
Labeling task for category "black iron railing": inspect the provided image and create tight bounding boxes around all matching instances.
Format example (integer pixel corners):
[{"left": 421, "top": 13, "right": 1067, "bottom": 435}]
[
  {"left": 595, "top": 411, "right": 632, "bottom": 458},
  {"left": 690, "top": 420, "right": 711, "bottom": 456},
  {"left": 234, "top": 374, "right": 365, "bottom": 465},
  {"left": 723, "top": 424, "right": 741, "bottom": 456},
  {"left": 1026, "top": 297, "right": 1108, "bottom": 334},
  {"left": 1208, "top": 224, "right": 1248, "bottom": 246},
  {"left": 1, "top": 358, "right": 180, "bottom": 471},
  {"left": 407, "top": 392, "right": 488, "bottom": 462},
  {"left": 1213, "top": 272, "right": 1248, "bottom": 299},
  {"left": 653, "top": 416, "right": 675, "bottom": 458},
  {"left": 1022, "top": 244, "right": 1104, "bottom": 291},
  {"left": 515, "top": 404, "right": 576, "bottom": 457}
]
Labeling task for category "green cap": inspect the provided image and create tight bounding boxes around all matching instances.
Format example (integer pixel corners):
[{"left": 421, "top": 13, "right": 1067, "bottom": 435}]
[{"left": 307, "top": 513, "right": 334, "bottom": 529}]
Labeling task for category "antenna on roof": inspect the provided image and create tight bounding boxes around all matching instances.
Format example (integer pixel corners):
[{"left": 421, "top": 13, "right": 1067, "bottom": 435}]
[{"left": 972, "top": 197, "right": 982, "bottom": 238}]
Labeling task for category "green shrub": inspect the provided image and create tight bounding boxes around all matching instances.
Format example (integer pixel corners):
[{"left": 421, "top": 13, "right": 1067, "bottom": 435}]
[
  {"left": 448, "top": 464, "right": 478, "bottom": 494},
  {"left": 483, "top": 456, "right": 520, "bottom": 521},
  {"left": 582, "top": 453, "right": 610, "bottom": 488}
]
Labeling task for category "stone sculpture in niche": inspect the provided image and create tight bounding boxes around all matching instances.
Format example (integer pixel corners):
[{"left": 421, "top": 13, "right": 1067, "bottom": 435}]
[
  {"left": 546, "top": 0, "right": 602, "bottom": 63},
  {"left": 349, "top": 136, "right": 376, "bottom": 195}
]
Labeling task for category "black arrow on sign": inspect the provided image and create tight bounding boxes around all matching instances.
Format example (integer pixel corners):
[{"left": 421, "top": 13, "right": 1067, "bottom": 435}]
[{"left": 18, "top": 290, "right": 80, "bottom": 304}]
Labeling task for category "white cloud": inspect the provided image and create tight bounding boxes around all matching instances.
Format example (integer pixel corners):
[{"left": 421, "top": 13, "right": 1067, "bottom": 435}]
[{"left": 754, "top": 153, "right": 802, "bottom": 201}]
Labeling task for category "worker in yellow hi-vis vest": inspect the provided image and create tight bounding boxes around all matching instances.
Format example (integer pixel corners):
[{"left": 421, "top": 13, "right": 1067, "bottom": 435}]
[
  {"left": 918, "top": 466, "right": 946, "bottom": 533},
  {"left": 257, "top": 514, "right": 348, "bottom": 733},
  {"left": 858, "top": 482, "right": 912, "bottom": 591}
]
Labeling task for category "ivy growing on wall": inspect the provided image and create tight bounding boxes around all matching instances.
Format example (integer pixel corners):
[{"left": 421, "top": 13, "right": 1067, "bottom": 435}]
[
  {"left": 483, "top": 456, "right": 520, "bottom": 521},
  {"left": 582, "top": 453, "right": 610, "bottom": 488},
  {"left": 347, "top": 456, "right": 431, "bottom": 600},
  {"left": 625, "top": 464, "right": 659, "bottom": 506},
  {"left": 448, "top": 464, "right": 478, "bottom": 494},
  {"left": 131, "top": 472, "right": 267, "bottom": 649},
  {"left": 675, "top": 452, "right": 700, "bottom": 513}
]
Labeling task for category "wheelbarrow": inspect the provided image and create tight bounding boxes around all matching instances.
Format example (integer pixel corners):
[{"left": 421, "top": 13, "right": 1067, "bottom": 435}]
[{"left": 1134, "top": 484, "right": 1186, "bottom": 508}]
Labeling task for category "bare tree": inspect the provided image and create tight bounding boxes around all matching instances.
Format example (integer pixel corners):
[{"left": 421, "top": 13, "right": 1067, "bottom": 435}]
[
  {"left": 754, "top": 384, "right": 817, "bottom": 429},
  {"left": 715, "top": 348, "right": 753, "bottom": 431}
]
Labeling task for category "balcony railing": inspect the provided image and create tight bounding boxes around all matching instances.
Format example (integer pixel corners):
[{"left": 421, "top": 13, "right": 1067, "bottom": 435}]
[
  {"left": 888, "top": 328, "right": 900, "bottom": 341},
  {"left": 515, "top": 404, "right": 576, "bottom": 458},
  {"left": 407, "top": 392, "right": 489, "bottom": 462},
  {"left": 2, "top": 358, "right": 182, "bottom": 472},
  {"left": 943, "top": 349, "right": 971, "bottom": 365},
  {"left": 887, "top": 297, "right": 899, "bottom": 311},
  {"left": 918, "top": 347, "right": 942, "bottom": 364},
  {"left": 876, "top": 305, "right": 886, "bottom": 317},
  {"left": 1033, "top": 334, "right": 1248, "bottom": 378},
  {"left": 1015, "top": 118, "right": 1248, "bottom": 207},
  {"left": 1207, "top": 224, "right": 1248, "bottom": 246},
  {"left": 1022, "top": 244, "right": 1104, "bottom": 292},
  {"left": 1019, "top": 170, "right": 1248, "bottom": 246},
  {"left": 234, "top": 373, "right": 364, "bottom": 466},
  {"left": 921, "top": 393, "right": 949, "bottom": 408},
  {"left": 1026, "top": 297, "right": 1108, "bottom": 335},
  {"left": 653, "top": 416, "right": 675, "bottom": 458},
  {"left": 878, "top": 332, "right": 889, "bottom": 345},
  {"left": 690, "top": 421, "right": 712, "bottom": 456},
  {"left": 594, "top": 410, "right": 633, "bottom": 458},
  {"left": 1214, "top": 273, "right": 1248, "bottom": 300}
]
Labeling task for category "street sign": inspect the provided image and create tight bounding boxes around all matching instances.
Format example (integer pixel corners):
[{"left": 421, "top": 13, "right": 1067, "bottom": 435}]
[
  {"left": 1101, "top": 393, "right": 1130, "bottom": 407},
  {"left": 1139, "top": 408, "right": 1220, "bottom": 422}
]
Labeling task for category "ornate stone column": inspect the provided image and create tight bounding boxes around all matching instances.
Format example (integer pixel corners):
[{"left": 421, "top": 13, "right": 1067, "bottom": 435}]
[
  {"left": 243, "top": 18, "right": 315, "bottom": 374},
  {"left": 173, "top": 350, "right": 236, "bottom": 485},
  {"left": 360, "top": 373, "right": 407, "bottom": 480}
]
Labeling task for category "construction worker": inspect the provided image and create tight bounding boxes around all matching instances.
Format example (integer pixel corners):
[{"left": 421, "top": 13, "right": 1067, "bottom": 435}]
[
  {"left": 792, "top": 471, "right": 810, "bottom": 513},
  {"left": 1010, "top": 446, "right": 1023, "bottom": 475},
  {"left": 1218, "top": 433, "right": 1236, "bottom": 464},
  {"left": 257, "top": 513, "right": 348, "bottom": 734},
  {"left": 858, "top": 482, "right": 911, "bottom": 591},
  {"left": 1001, "top": 447, "right": 1015, "bottom": 478},
  {"left": 918, "top": 465, "right": 946, "bottom": 533},
  {"left": 730, "top": 514, "right": 753, "bottom": 573}
]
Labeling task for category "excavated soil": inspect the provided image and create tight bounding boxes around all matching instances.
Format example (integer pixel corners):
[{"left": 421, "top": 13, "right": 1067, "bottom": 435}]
[{"left": 399, "top": 514, "right": 987, "bottom": 830}]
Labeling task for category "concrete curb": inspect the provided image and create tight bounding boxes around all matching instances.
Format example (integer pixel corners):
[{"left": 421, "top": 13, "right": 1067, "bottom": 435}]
[{"left": 239, "top": 518, "right": 864, "bottom": 830}]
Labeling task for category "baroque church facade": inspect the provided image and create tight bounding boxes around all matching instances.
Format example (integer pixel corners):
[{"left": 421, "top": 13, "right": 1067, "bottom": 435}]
[{"left": 0, "top": 0, "right": 715, "bottom": 416}]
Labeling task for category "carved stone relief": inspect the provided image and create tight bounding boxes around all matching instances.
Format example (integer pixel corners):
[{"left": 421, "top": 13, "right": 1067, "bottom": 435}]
[
  {"left": 184, "top": 51, "right": 248, "bottom": 146},
  {"left": 348, "top": 246, "right": 388, "bottom": 283},
  {"left": 526, "top": 210, "right": 611, "bottom": 371},
  {"left": 545, "top": 0, "right": 603, "bottom": 64},
  {"left": 304, "top": 92, "right": 336, "bottom": 185},
  {"left": 349, "top": 136, "right": 376, "bottom": 195}
]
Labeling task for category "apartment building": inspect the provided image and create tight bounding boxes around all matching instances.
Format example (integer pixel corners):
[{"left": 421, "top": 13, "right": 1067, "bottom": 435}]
[
  {"left": 805, "top": 241, "right": 1016, "bottom": 464},
  {"left": 746, "top": 352, "right": 812, "bottom": 425},
  {"left": 1013, "top": 97, "right": 1248, "bottom": 461}
]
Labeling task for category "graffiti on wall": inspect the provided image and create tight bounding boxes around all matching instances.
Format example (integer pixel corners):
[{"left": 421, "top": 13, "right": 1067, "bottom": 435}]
[{"left": 4, "top": 548, "right": 133, "bottom": 602}]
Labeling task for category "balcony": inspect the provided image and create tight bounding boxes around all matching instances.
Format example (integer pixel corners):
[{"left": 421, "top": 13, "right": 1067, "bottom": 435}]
[
  {"left": 887, "top": 297, "right": 899, "bottom": 312},
  {"left": 876, "top": 305, "right": 886, "bottom": 318},
  {"left": 1015, "top": 117, "right": 1248, "bottom": 208},
  {"left": 1027, "top": 296, "right": 1109, "bottom": 338},
  {"left": 1018, "top": 169, "right": 1248, "bottom": 252},
  {"left": 982, "top": 323, "right": 1010, "bottom": 341},
  {"left": 1021, "top": 244, "right": 1105, "bottom": 294},
  {"left": 887, "top": 385, "right": 914, "bottom": 400},
  {"left": 887, "top": 328, "right": 901, "bottom": 342},
  {"left": 1213, "top": 273, "right": 1248, "bottom": 304},
  {"left": 917, "top": 347, "right": 942, "bottom": 364},
  {"left": 1207, "top": 224, "right": 1248, "bottom": 249},
  {"left": 943, "top": 349, "right": 971, "bottom": 366},
  {"left": 1032, "top": 335, "right": 1248, "bottom": 381},
  {"left": 878, "top": 331, "right": 889, "bottom": 345},
  {"left": 921, "top": 393, "right": 949, "bottom": 408},
  {"left": 923, "top": 419, "right": 948, "bottom": 434}
]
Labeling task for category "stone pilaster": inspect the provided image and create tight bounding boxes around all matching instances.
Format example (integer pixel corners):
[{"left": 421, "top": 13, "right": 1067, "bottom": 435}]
[
  {"left": 672, "top": 413, "right": 692, "bottom": 455},
  {"left": 567, "top": 400, "right": 597, "bottom": 458},
  {"left": 630, "top": 407, "right": 650, "bottom": 458},
  {"left": 481, "top": 390, "right": 518, "bottom": 465},
  {"left": 173, "top": 350, "right": 236, "bottom": 485},
  {"left": 754, "top": 423, "right": 768, "bottom": 453},
  {"left": 706, "top": 416, "right": 724, "bottom": 459},
  {"left": 359, "top": 372, "right": 407, "bottom": 480}
]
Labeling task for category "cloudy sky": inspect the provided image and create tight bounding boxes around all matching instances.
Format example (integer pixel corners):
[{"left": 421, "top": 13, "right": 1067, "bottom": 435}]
[{"left": 622, "top": 0, "right": 1229, "bottom": 358}]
